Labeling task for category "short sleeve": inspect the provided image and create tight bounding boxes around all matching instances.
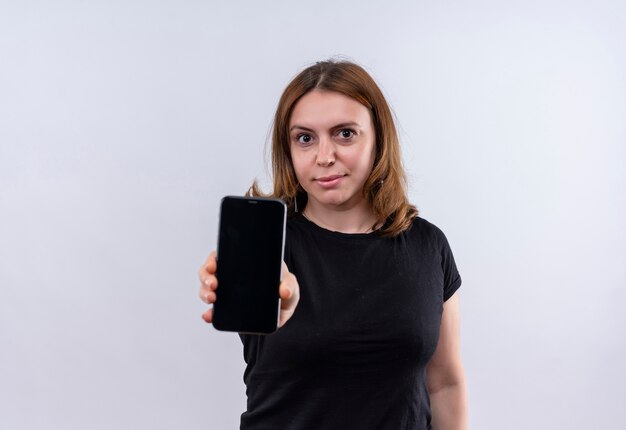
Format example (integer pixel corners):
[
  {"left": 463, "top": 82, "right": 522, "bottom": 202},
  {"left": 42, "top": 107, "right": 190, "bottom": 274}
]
[{"left": 437, "top": 227, "right": 462, "bottom": 302}]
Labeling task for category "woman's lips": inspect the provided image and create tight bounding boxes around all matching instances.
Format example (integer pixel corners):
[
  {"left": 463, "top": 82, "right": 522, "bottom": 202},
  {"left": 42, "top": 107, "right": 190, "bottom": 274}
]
[{"left": 315, "top": 174, "right": 346, "bottom": 189}]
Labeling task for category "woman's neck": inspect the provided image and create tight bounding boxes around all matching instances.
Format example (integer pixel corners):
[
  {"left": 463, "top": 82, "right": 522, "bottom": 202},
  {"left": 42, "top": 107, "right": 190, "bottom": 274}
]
[{"left": 302, "top": 200, "right": 378, "bottom": 234}]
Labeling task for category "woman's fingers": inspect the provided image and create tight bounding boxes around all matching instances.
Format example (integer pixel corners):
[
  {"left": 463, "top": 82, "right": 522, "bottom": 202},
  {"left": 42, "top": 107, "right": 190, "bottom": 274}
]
[
  {"left": 202, "top": 307, "right": 213, "bottom": 323},
  {"left": 199, "top": 251, "right": 217, "bottom": 276},
  {"left": 199, "top": 251, "right": 218, "bottom": 324},
  {"left": 278, "top": 262, "right": 300, "bottom": 327},
  {"left": 199, "top": 275, "right": 218, "bottom": 291},
  {"left": 280, "top": 261, "right": 295, "bottom": 300},
  {"left": 198, "top": 251, "right": 219, "bottom": 291},
  {"left": 279, "top": 271, "right": 297, "bottom": 302},
  {"left": 279, "top": 280, "right": 292, "bottom": 300},
  {"left": 199, "top": 286, "right": 216, "bottom": 304}
]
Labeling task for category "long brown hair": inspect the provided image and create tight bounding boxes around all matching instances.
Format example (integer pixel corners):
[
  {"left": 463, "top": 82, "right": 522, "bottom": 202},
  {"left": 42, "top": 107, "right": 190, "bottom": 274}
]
[{"left": 248, "top": 60, "right": 417, "bottom": 237}]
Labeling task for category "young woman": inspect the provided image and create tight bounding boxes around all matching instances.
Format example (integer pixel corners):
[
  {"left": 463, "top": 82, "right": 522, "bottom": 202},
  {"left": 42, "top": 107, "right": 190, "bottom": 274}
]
[{"left": 198, "top": 60, "right": 468, "bottom": 430}]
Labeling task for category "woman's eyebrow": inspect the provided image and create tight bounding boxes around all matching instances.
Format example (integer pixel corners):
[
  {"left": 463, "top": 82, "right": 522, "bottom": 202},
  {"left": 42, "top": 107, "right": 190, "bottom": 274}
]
[
  {"left": 331, "top": 122, "right": 361, "bottom": 130},
  {"left": 289, "top": 125, "right": 314, "bottom": 132},
  {"left": 289, "top": 121, "right": 361, "bottom": 132}
]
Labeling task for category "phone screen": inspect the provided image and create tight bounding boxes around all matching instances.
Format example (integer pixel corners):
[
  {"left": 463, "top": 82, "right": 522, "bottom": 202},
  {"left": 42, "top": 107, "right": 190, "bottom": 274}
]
[{"left": 213, "top": 196, "right": 286, "bottom": 334}]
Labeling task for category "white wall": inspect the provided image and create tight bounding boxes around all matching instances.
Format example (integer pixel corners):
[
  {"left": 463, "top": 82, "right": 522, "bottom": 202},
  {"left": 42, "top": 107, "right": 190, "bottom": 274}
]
[{"left": 1, "top": 1, "right": 624, "bottom": 428}]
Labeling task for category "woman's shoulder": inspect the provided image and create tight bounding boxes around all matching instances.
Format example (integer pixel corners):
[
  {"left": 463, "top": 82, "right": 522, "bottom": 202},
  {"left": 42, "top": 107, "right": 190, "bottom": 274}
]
[
  {"left": 411, "top": 215, "right": 441, "bottom": 232},
  {"left": 406, "top": 215, "right": 451, "bottom": 245}
]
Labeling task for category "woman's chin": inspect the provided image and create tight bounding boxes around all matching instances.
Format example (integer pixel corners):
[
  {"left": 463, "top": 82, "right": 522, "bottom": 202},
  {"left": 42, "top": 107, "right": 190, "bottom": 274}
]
[{"left": 308, "top": 193, "right": 362, "bottom": 210}]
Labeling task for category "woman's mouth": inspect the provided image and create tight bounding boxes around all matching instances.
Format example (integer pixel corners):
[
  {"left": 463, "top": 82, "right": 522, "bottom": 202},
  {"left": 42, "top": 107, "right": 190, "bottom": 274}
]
[{"left": 315, "top": 174, "right": 346, "bottom": 189}]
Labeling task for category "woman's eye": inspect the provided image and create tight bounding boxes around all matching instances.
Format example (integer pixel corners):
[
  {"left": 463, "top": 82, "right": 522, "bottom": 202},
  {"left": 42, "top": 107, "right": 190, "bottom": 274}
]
[
  {"left": 339, "top": 129, "right": 355, "bottom": 139},
  {"left": 297, "top": 134, "right": 312, "bottom": 144}
]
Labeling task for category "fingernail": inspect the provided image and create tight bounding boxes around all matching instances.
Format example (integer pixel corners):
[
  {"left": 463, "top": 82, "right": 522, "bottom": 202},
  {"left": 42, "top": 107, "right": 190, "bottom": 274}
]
[{"left": 204, "top": 279, "right": 211, "bottom": 286}]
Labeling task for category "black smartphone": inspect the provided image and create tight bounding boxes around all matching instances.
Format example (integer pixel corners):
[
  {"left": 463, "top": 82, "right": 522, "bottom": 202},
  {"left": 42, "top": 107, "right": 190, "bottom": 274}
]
[{"left": 213, "top": 196, "right": 287, "bottom": 334}]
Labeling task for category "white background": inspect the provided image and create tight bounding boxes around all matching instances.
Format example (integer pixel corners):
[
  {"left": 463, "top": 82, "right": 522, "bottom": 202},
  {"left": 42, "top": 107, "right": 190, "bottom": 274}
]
[{"left": 1, "top": 1, "right": 625, "bottom": 429}]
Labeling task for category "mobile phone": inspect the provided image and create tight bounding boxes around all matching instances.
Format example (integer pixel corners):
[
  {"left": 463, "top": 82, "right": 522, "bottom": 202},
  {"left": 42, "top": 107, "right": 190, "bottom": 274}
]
[{"left": 212, "top": 196, "right": 287, "bottom": 334}]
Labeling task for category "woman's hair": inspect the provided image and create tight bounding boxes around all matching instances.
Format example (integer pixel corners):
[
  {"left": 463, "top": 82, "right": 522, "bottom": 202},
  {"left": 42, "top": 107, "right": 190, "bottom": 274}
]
[{"left": 248, "top": 59, "right": 418, "bottom": 237}]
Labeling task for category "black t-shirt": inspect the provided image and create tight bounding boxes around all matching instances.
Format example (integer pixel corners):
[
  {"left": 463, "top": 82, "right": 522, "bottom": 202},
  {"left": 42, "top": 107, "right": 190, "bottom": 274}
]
[{"left": 239, "top": 214, "right": 462, "bottom": 430}]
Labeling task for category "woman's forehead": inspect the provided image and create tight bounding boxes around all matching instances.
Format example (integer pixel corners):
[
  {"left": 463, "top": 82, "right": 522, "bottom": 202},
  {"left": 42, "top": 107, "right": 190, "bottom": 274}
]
[{"left": 289, "top": 90, "right": 372, "bottom": 130}]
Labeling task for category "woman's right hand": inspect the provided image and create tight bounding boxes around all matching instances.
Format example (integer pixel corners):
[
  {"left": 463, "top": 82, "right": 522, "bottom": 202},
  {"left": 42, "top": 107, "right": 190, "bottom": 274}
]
[{"left": 198, "top": 251, "right": 300, "bottom": 327}]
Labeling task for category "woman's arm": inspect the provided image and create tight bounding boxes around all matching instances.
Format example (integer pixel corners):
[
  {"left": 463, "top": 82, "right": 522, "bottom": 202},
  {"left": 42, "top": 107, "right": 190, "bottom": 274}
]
[{"left": 426, "top": 292, "right": 468, "bottom": 430}]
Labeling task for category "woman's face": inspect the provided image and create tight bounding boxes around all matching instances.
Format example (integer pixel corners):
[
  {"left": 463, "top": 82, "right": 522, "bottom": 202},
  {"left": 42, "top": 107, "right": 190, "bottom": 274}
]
[{"left": 288, "top": 90, "right": 376, "bottom": 212}]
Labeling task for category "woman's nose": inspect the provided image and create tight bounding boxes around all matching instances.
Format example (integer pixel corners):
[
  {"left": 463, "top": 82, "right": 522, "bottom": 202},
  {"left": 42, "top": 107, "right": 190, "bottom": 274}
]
[{"left": 316, "top": 138, "right": 336, "bottom": 167}]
